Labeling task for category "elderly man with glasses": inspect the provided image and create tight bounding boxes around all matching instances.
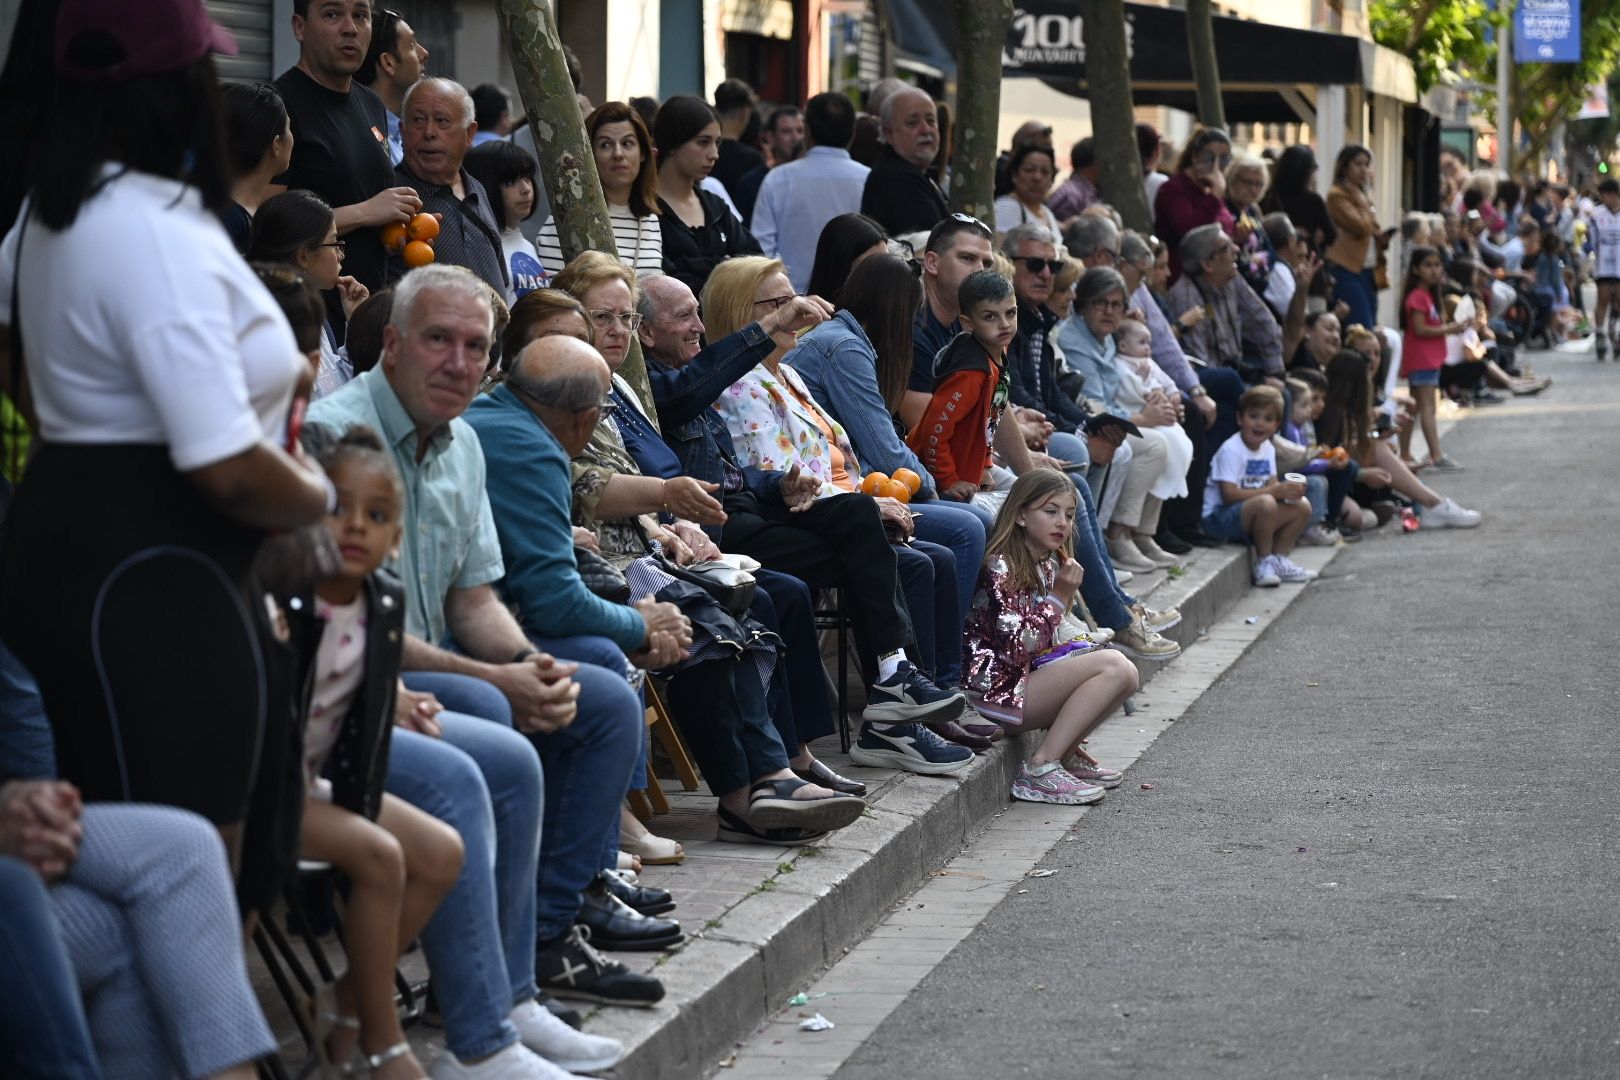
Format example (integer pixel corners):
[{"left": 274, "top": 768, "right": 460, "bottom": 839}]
[{"left": 1166, "top": 224, "right": 1285, "bottom": 394}]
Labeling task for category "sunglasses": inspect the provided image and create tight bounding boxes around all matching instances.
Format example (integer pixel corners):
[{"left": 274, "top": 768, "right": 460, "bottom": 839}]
[{"left": 1019, "top": 257, "right": 1064, "bottom": 275}]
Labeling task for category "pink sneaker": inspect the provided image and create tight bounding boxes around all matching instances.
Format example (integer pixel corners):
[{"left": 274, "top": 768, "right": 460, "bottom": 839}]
[
  {"left": 1010, "top": 761, "right": 1105, "bottom": 805},
  {"left": 1062, "top": 754, "right": 1124, "bottom": 788}
]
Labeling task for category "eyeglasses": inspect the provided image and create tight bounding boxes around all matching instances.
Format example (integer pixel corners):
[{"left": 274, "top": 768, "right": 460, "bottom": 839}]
[
  {"left": 753, "top": 294, "right": 798, "bottom": 311},
  {"left": 596, "top": 398, "right": 620, "bottom": 416},
  {"left": 1088, "top": 298, "right": 1126, "bottom": 312},
  {"left": 1018, "top": 257, "right": 1063, "bottom": 275},
  {"left": 320, "top": 240, "right": 348, "bottom": 256},
  {"left": 588, "top": 309, "right": 643, "bottom": 332}
]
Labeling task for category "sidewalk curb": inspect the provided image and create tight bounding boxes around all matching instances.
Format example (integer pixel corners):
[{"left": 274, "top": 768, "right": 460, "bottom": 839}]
[{"left": 591, "top": 544, "right": 1259, "bottom": 1079}]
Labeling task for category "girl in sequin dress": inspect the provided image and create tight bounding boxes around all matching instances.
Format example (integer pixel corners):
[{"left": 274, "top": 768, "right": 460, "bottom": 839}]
[{"left": 963, "top": 470, "right": 1140, "bottom": 805}]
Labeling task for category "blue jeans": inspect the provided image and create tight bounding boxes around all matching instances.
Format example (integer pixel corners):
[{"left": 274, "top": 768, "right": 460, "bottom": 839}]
[
  {"left": 1044, "top": 431, "right": 1136, "bottom": 630},
  {"left": 0, "top": 857, "right": 100, "bottom": 1078},
  {"left": 492, "top": 649, "right": 642, "bottom": 942},
  {"left": 390, "top": 680, "right": 542, "bottom": 1062},
  {"left": 0, "top": 639, "right": 54, "bottom": 780},
  {"left": 912, "top": 498, "right": 988, "bottom": 625},
  {"left": 895, "top": 539, "right": 961, "bottom": 687},
  {"left": 1328, "top": 263, "right": 1378, "bottom": 331}
]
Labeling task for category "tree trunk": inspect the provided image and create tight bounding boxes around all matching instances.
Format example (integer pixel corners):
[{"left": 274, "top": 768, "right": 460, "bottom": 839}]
[
  {"left": 497, "top": 0, "right": 654, "bottom": 416},
  {"left": 947, "top": 0, "right": 1012, "bottom": 222},
  {"left": 1082, "top": 0, "right": 1152, "bottom": 234},
  {"left": 1186, "top": 0, "right": 1227, "bottom": 131}
]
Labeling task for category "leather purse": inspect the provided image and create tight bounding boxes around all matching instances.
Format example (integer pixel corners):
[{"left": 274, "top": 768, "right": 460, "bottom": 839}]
[
  {"left": 575, "top": 546, "right": 630, "bottom": 603},
  {"left": 657, "top": 555, "right": 756, "bottom": 616}
]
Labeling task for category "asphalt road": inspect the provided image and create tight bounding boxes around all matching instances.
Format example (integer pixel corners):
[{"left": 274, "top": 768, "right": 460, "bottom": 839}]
[{"left": 832, "top": 350, "right": 1620, "bottom": 1080}]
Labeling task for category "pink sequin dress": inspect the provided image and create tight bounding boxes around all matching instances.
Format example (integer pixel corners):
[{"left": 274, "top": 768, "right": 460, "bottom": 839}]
[{"left": 961, "top": 553, "right": 1067, "bottom": 724}]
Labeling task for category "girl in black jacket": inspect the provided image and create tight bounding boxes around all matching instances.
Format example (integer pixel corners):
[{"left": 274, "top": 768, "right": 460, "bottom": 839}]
[{"left": 287, "top": 427, "right": 464, "bottom": 1077}]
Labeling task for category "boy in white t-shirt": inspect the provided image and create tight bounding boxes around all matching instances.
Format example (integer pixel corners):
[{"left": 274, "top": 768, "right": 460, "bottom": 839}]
[
  {"left": 1588, "top": 178, "right": 1620, "bottom": 359},
  {"left": 1201, "top": 385, "right": 1315, "bottom": 587}
]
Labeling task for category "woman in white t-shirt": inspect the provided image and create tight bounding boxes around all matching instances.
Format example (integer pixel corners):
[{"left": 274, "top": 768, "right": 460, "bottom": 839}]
[
  {"left": 0, "top": 12, "right": 329, "bottom": 928},
  {"left": 536, "top": 101, "right": 665, "bottom": 278}
]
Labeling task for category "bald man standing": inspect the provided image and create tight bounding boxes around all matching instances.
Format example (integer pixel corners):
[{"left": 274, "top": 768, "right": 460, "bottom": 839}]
[{"left": 860, "top": 87, "right": 949, "bottom": 236}]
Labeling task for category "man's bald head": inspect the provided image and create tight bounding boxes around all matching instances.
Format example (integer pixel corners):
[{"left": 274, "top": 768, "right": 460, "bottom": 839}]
[
  {"left": 637, "top": 273, "right": 706, "bottom": 365},
  {"left": 508, "top": 335, "right": 611, "bottom": 454}
]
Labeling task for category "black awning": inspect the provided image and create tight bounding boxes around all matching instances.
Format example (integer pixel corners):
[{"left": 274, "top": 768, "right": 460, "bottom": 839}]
[
  {"left": 884, "top": 0, "right": 1391, "bottom": 120},
  {"left": 1002, "top": 1, "right": 1364, "bottom": 87}
]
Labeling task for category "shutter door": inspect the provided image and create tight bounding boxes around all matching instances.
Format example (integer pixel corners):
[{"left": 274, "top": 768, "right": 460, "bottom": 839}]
[{"left": 208, "top": 0, "right": 274, "bottom": 83}]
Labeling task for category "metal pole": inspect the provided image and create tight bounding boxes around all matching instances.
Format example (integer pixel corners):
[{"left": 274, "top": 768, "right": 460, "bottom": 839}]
[{"left": 1498, "top": 3, "right": 1513, "bottom": 173}]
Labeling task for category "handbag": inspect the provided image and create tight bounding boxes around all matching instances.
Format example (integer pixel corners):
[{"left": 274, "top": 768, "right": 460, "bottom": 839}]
[
  {"left": 656, "top": 555, "right": 756, "bottom": 616},
  {"left": 575, "top": 545, "right": 630, "bottom": 603}
]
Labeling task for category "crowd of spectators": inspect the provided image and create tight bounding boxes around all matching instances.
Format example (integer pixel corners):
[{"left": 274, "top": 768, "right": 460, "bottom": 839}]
[{"left": 0, "top": 0, "right": 1573, "bottom": 1076}]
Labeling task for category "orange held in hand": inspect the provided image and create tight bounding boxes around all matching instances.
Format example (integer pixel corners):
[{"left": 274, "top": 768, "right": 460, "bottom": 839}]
[
  {"left": 379, "top": 221, "right": 407, "bottom": 252},
  {"left": 403, "top": 240, "right": 436, "bottom": 268},
  {"left": 859, "top": 472, "right": 889, "bottom": 496},
  {"left": 892, "top": 467, "right": 923, "bottom": 496},
  {"left": 407, "top": 213, "right": 440, "bottom": 241}
]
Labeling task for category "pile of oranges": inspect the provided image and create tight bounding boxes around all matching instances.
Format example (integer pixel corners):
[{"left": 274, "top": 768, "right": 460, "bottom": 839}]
[
  {"left": 859, "top": 467, "right": 923, "bottom": 503},
  {"left": 380, "top": 213, "right": 441, "bottom": 268},
  {"left": 1322, "top": 446, "right": 1351, "bottom": 465}
]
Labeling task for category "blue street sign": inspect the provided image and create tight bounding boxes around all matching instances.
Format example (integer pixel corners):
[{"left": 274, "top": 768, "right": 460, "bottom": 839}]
[{"left": 1515, "top": 0, "right": 1582, "bottom": 63}]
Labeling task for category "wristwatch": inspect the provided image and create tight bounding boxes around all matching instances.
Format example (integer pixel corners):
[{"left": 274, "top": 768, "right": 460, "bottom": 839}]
[{"left": 1189, "top": 385, "right": 1210, "bottom": 399}]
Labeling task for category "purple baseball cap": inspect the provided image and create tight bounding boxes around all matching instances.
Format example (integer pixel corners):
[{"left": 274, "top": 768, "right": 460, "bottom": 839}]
[{"left": 56, "top": 0, "right": 238, "bottom": 81}]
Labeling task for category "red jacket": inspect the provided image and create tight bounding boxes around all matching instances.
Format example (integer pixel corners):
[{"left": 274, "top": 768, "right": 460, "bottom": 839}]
[{"left": 906, "top": 333, "right": 1005, "bottom": 490}]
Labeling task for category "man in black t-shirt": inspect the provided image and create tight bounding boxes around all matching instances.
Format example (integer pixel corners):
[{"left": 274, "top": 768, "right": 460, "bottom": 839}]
[
  {"left": 272, "top": 0, "right": 422, "bottom": 292},
  {"left": 711, "top": 78, "right": 765, "bottom": 200}
]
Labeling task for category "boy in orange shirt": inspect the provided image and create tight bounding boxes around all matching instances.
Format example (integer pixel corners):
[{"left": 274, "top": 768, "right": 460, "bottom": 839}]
[{"left": 907, "top": 269, "right": 1017, "bottom": 500}]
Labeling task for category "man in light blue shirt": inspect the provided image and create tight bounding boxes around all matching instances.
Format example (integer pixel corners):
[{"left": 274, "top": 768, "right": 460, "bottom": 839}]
[{"left": 751, "top": 92, "right": 871, "bottom": 292}]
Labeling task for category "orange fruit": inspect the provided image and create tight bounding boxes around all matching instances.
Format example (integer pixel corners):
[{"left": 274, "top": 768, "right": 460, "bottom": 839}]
[
  {"left": 403, "top": 240, "right": 436, "bottom": 268},
  {"left": 878, "top": 478, "right": 911, "bottom": 503},
  {"left": 379, "top": 221, "right": 407, "bottom": 252},
  {"left": 859, "top": 472, "right": 889, "bottom": 496},
  {"left": 892, "top": 467, "right": 923, "bottom": 495},
  {"left": 407, "top": 213, "right": 440, "bottom": 241}
]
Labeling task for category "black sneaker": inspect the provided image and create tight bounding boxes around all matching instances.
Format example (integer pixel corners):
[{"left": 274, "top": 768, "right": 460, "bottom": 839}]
[
  {"left": 536, "top": 925, "right": 666, "bottom": 1008},
  {"left": 848, "top": 721, "right": 973, "bottom": 775},
  {"left": 862, "top": 661, "right": 965, "bottom": 723}
]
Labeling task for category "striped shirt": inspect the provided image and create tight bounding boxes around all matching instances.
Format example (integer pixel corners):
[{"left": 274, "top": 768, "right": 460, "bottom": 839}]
[{"left": 536, "top": 203, "right": 663, "bottom": 278}]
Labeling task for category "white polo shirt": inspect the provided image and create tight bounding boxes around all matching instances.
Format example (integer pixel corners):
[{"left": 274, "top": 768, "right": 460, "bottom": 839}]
[{"left": 0, "top": 168, "right": 304, "bottom": 471}]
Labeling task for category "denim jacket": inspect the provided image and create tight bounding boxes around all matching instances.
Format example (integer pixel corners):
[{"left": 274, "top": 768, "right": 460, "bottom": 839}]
[
  {"left": 644, "top": 324, "right": 786, "bottom": 535},
  {"left": 787, "top": 310, "right": 938, "bottom": 500}
]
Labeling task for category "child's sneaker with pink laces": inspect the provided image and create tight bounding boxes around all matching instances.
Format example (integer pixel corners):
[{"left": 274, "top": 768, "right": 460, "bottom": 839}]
[
  {"left": 1061, "top": 754, "right": 1124, "bottom": 788},
  {"left": 1011, "top": 761, "right": 1105, "bottom": 805}
]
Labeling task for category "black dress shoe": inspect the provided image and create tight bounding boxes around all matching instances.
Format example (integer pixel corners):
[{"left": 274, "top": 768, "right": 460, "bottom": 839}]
[
  {"left": 537, "top": 990, "right": 582, "bottom": 1029},
  {"left": 598, "top": 869, "right": 675, "bottom": 916},
  {"left": 793, "top": 757, "right": 867, "bottom": 796},
  {"left": 931, "top": 718, "right": 994, "bottom": 753},
  {"left": 1173, "top": 525, "right": 1224, "bottom": 548},
  {"left": 577, "top": 880, "right": 683, "bottom": 950},
  {"left": 1153, "top": 528, "right": 1193, "bottom": 555},
  {"left": 537, "top": 926, "right": 666, "bottom": 1007}
]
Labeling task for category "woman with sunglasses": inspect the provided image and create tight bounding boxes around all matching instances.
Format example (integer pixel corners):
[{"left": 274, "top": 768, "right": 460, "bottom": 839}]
[
  {"left": 248, "top": 188, "right": 370, "bottom": 398},
  {"left": 1152, "top": 126, "right": 1235, "bottom": 282}
]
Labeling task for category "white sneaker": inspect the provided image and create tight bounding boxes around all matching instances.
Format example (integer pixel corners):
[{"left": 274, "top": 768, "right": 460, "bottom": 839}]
[
  {"left": 1252, "top": 555, "right": 1281, "bottom": 587},
  {"left": 509, "top": 999, "right": 623, "bottom": 1074},
  {"left": 1299, "top": 523, "right": 1340, "bottom": 547},
  {"left": 1273, "top": 555, "right": 1317, "bottom": 583},
  {"left": 430, "top": 1041, "right": 590, "bottom": 1080},
  {"left": 1113, "top": 567, "right": 1134, "bottom": 585},
  {"left": 1421, "top": 497, "right": 1482, "bottom": 529}
]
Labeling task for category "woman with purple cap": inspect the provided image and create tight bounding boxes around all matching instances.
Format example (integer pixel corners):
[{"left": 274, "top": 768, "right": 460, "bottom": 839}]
[{"left": 0, "top": 0, "right": 329, "bottom": 1071}]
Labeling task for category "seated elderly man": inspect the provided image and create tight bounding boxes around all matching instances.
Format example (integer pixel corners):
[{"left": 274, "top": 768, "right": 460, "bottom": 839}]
[
  {"left": 467, "top": 331, "right": 866, "bottom": 848},
  {"left": 634, "top": 270, "right": 982, "bottom": 775},
  {"left": 1166, "top": 224, "right": 1285, "bottom": 395},
  {"left": 392, "top": 77, "right": 509, "bottom": 297},
  {"left": 307, "top": 265, "right": 660, "bottom": 1011}
]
